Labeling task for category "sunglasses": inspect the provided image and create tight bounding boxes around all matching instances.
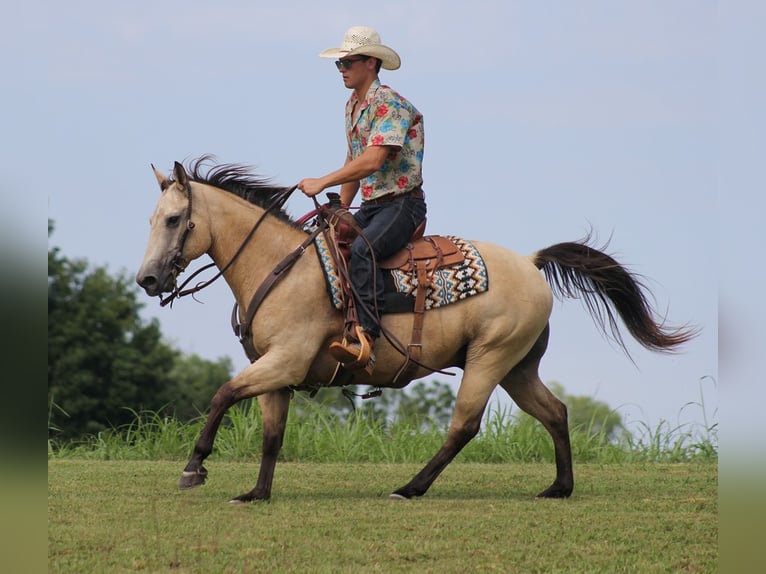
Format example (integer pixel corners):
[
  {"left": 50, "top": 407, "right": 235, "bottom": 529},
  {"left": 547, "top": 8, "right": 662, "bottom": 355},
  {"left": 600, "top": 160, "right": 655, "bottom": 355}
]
[{"left": 334, "top": 57, "right": 368, "bottom": 71}]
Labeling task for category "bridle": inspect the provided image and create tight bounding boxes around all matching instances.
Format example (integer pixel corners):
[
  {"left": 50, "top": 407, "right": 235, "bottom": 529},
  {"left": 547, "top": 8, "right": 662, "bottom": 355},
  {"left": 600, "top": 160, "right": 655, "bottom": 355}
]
[
  {"left": 158, "top": 179, "right": 297, "bottom": 307},
  {"left": 157, "top": 176, "right": 195, "bottom": 305}
]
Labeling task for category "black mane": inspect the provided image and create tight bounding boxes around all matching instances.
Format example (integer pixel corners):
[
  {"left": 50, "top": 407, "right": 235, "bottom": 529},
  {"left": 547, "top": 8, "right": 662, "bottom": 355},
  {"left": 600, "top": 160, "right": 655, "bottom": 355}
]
[{"left": 185, "top": 155, "right": 298, "bottom": 226}]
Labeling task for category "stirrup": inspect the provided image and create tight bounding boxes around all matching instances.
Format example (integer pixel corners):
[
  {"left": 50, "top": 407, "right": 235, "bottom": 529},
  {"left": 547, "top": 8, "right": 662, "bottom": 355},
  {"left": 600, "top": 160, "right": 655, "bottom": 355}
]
[{"left": 329, "top": 325, "right": 375, "bottom": 374}]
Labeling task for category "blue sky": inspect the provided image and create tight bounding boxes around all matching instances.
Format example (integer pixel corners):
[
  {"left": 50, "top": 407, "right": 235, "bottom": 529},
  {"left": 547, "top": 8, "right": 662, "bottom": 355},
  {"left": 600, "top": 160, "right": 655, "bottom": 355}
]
[{"left": 25, "top": 1, "right": 762, "bottom": 441}]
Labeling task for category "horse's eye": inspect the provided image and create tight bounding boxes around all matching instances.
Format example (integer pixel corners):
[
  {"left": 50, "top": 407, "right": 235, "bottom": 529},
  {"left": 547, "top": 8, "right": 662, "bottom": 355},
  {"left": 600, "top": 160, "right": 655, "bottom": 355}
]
[{"left": 166, "top": 215, "right": 181, "bottom": 228}]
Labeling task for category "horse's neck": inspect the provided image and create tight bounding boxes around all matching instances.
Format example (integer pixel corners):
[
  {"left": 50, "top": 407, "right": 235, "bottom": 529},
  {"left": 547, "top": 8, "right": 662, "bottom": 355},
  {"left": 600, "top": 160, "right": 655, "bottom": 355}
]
[{"left": 205, "top": 193, "right": 308, "bottom": 303}]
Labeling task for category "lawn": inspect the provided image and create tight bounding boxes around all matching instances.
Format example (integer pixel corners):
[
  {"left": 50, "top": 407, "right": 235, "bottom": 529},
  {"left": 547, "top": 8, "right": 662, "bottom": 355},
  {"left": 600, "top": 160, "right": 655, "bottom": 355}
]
[{"left": 48, "top": 460, "right": 717, "bottom": 573}]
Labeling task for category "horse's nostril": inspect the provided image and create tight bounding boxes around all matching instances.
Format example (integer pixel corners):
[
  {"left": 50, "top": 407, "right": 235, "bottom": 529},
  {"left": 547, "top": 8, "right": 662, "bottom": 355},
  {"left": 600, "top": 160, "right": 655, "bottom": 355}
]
[{"left": 136, "top": 274, "right": 157, "bottom": 289}]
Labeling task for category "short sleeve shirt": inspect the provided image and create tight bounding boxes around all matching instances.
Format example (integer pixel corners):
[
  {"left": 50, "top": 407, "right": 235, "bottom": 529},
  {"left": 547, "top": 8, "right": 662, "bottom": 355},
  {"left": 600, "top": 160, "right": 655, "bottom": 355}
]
[{"left": 345, "top": 80, "right": 424, "bottom": 201}]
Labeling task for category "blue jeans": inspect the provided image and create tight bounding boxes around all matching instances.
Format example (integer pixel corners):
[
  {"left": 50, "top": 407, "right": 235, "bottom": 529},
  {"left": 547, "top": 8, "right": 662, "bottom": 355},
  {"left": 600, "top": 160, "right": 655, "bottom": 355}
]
[{"left": 350, "top": 195, "right": 427, "bottom": 338}]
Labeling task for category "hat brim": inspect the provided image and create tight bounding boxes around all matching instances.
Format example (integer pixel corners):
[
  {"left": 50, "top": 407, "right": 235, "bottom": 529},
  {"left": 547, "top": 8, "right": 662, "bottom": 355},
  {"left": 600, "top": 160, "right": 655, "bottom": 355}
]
[{"left": 319, "top": 45, "right": 401, "bottom": 71}]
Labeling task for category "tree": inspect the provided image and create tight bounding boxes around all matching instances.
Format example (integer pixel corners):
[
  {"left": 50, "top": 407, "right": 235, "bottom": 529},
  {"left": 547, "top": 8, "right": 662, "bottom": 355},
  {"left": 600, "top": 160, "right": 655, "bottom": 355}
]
[
  {"left": 291, "top": 378, "right": 625, "bottom": 441},
  {"left": 288, "top": 380, "right": 457, "bottom": 430},
  {"left": 163, "top": 354, "right": 234, "bottom": 420},
  {"left": 549, "top": 382, "right": 624, "bottom": 440},
  {"left": 377, "top": 380, "right": 456, "bottom": 428},
  {"left": 48, "top": 222, "right": 232, "bottom": 440}
]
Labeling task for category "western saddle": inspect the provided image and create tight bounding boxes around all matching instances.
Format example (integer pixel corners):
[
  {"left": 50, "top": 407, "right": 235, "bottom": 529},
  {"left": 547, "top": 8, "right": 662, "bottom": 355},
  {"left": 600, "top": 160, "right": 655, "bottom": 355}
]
[{"left": 321, "top": 194, "right": 464, "bottom": 383}]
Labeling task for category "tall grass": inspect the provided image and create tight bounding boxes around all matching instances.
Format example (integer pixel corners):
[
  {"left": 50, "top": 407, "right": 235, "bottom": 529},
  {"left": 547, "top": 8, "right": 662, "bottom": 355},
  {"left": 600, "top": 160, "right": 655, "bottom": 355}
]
[
  {"left": 622, "top": 376, "right": 719, "bottom": 462},
  {"left": 49, "top": 392, "right": 718, "bottom": 464}
]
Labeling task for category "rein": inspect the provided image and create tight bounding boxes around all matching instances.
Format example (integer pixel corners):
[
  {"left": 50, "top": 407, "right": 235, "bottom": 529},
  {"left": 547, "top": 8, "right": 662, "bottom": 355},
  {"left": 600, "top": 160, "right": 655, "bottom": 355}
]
[
  {"left": 232, "top": 222, "right": 327, "bottom": 358},
  {"left": 159, "top": 183, "right": 451, "bottom": 389},
  {"left": 159, "top": 184, "right": 297, "bottom": 307}
]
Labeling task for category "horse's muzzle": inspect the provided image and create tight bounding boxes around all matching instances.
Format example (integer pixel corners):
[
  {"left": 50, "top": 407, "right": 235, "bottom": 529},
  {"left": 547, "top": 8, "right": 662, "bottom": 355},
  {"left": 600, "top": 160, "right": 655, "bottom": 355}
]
[
  {"left": 136, "top": 262, "right": 176, "bottom": 297},
  {"left": 136, "top": 273, "right": 164, "bottom": 297}
]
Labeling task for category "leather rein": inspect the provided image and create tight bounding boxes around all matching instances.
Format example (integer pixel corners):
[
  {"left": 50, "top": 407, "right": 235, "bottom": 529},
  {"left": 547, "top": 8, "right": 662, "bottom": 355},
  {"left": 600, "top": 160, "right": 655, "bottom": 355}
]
[{"left": 159, "top": 183, "right": 298, "bottom": 308}]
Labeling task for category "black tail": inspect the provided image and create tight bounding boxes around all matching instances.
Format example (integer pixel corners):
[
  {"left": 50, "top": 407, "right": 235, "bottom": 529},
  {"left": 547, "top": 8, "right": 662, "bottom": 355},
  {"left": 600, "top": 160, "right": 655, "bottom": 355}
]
[{"left": 533, "top": 237, "right": 697, "bottom": 355}]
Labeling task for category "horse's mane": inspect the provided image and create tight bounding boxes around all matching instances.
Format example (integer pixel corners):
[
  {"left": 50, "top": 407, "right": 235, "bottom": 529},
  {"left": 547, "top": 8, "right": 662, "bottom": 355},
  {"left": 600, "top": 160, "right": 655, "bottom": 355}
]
[{"left": 185, "top": 155, "right": 298, "bottom": 226}]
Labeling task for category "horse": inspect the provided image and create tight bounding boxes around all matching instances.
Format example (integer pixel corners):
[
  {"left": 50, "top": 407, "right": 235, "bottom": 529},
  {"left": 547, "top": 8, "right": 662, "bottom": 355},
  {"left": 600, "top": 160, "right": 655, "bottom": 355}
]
[{"left": 136, "top": 157, "right": 696, "bottom": 503}]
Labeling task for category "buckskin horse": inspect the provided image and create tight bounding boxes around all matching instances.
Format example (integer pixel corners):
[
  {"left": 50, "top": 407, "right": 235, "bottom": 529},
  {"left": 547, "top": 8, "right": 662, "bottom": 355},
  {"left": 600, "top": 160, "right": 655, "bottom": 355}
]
[{"left": 136, "top": 157, "right": 695, "bottom": 503}]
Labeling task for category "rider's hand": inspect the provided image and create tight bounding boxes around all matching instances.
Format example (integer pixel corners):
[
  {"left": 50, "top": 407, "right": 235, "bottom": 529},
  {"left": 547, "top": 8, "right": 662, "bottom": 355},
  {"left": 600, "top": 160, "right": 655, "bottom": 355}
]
[{"left": 297, "top": 178, "right": 326, "bottom": 198}]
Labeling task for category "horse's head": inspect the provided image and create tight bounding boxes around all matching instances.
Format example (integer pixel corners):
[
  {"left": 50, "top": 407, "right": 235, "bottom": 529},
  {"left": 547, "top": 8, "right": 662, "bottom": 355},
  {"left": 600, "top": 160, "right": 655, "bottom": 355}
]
[{"left": 136, "top": 162, "right": 210, "bottom": 297}]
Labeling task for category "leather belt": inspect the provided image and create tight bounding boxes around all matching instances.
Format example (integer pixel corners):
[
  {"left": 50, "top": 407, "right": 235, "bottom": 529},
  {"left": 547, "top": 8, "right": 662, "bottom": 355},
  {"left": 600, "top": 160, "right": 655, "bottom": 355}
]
[{"left": 363, "top": 187, "right": 425, "bottom": 205}]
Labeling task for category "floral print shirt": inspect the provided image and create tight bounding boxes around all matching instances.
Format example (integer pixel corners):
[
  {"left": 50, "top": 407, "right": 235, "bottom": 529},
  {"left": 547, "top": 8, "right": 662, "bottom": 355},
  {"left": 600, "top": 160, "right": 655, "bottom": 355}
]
[{"left": 345, "top": 79, "right": 424, "bottom": 201}]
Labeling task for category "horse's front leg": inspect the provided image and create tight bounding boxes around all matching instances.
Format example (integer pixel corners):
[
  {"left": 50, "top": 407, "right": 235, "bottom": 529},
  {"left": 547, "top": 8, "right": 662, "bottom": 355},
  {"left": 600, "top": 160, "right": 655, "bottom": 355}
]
[
  {"left": 178, "top": 382, "right": 235, "bottom": 489},
  {"left": 178, "top": 351, "right": 305, "bottom": 493},
  {"left": 229, "top": 388, "right": 292, "bottom": 503}
]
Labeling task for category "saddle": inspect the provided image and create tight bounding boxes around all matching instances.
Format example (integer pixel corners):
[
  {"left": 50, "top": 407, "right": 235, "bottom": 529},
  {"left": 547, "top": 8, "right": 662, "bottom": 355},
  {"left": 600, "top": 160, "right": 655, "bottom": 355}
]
[
  {"left": 321, "top": 195, "right": 465, "bottom": 382},
  {"left": 382, "top": 232, "right": 465, "bottom": 382},
  {"left": 380, "top": 233, "right": 465, "bottom": 272}
]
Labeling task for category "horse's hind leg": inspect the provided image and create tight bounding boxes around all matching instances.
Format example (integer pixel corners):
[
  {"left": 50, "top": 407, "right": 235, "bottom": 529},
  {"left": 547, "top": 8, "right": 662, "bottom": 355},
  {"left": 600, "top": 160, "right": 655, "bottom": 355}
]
[
  {"left": 500, "top": 324, "right": 574, "bottom": 498},
  {"left": 391, "top": 354, "right": 511, "bottom": 499},
  {"left": 391, "top": 383, "right": 488, "bottom": 500},
  {"left": 229, "top": 388, "right": 292, "bottom": 504}
]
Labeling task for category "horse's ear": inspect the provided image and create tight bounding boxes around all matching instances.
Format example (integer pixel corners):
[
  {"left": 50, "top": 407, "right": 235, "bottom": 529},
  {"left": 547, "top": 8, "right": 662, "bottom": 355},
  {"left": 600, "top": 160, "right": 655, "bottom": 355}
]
[
  {"left": 151, "top": 164, "right": 169, "bottom": 191},
  {"left": 173, "top": 161, "right": 189, "bottom": 188}
]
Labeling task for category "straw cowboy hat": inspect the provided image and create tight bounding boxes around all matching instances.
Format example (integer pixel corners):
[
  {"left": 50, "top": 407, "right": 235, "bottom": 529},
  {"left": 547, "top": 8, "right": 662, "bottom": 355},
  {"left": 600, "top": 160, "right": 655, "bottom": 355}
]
[{"left": 319, "top": 26, "right": 401, "bottom": 71}]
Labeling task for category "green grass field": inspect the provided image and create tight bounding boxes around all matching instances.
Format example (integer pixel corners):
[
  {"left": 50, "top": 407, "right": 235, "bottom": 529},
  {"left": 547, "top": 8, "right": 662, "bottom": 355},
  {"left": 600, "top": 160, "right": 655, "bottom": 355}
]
[
  {"left": 48, "top": 403, "right": 718, "bottom": 572},
  {"left": 48, "top": 460, "right": 717, "bottom": 573}
]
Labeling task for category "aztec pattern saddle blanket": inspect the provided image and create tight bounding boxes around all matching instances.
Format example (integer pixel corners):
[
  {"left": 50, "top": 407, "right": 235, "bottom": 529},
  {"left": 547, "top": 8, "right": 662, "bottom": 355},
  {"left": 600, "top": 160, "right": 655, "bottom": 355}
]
[{"left": 313, "top": 233, "right": 489, "bottom": 313}]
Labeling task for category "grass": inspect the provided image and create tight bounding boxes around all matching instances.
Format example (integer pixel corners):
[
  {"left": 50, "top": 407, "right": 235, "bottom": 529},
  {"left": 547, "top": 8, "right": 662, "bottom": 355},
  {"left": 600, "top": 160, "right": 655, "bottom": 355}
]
[
  {"left": 48, "top": 400, "right": 718, "bottom": 572},
  {"left": 48, "top": 398, "right": 718, "bottom": 465},
  {"left": 48, "top": 459, "right": 717, "bottom": 573}
]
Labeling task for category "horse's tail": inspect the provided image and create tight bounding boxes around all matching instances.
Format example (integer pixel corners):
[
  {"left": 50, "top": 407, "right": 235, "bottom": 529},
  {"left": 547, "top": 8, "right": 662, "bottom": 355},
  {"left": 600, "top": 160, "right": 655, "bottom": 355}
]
[{"left": 532, "top": 237, "right": 697, "bottom": 355}]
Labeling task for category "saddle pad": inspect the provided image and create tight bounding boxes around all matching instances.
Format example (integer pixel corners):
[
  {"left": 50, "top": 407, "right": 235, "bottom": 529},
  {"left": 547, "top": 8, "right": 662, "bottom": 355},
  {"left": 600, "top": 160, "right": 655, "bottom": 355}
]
[{"left": 314, "top": 234, "right": 489, "bottom": 312}]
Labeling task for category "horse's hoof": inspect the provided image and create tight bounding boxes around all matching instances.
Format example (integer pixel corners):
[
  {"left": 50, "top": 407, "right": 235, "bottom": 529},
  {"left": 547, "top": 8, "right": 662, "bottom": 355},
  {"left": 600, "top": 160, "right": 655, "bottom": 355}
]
[
  {"left": 228, "top": 491, "right": 270, "bottom": 504},
  {"left": 535, "top": 483, "right": 573, "bottom": 499},
  {"left": 178, "top": 467, "right": 208, "bottom": 490},
  {"left": 389, "top": 492, "right": 411, "bottom": 501}
]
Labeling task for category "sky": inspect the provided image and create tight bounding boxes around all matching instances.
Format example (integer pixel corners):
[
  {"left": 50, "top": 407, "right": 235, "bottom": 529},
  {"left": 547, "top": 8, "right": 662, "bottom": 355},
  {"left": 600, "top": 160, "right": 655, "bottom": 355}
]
[{"left": 20, "top": 1, "right": 764, "bottom": 446}]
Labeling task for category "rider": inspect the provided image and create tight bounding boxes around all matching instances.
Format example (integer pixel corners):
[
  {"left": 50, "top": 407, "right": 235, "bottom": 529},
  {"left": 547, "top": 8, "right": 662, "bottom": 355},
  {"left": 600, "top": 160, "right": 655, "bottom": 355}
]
[{"left": 298, "top": 26, "right": 427, "bottom": 373}]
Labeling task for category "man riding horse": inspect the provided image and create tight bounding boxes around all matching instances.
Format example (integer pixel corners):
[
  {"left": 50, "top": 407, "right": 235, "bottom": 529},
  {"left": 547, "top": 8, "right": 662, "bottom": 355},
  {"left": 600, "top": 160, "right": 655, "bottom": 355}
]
[
  {"left": 135, "top": 27, "right": 696, "bottom": 504},
  {"left": 297, "top": 26, "right": 427, "bottom": 374}
]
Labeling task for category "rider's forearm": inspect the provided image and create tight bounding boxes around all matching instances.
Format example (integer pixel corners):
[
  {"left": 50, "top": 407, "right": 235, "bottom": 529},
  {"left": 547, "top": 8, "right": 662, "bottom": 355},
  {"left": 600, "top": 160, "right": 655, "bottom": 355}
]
[{"left": 320, "top": 145, "right": 391, "bottom": 192}]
